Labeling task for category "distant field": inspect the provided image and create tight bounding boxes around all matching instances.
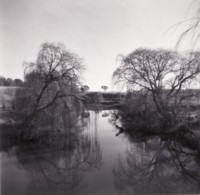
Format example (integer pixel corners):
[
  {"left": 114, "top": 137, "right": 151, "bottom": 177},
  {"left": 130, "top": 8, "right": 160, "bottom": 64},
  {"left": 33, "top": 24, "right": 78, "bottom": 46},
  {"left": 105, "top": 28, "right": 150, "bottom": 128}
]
[{"left": 0, "top": 86, "right": 17, "bottom": 110}]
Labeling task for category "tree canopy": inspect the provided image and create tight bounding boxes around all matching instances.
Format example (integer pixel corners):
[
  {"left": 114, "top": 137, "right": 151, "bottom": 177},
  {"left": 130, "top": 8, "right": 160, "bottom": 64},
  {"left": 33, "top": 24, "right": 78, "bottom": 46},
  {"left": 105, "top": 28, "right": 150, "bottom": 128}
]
[
  {"left": 19, "top": 42, "right": 85, "bottom": 126},
  {"left": 113, "top": 48, "right": 200, "bottom": 120},
  {"left": 113, "top": 49, "right": 200, "bottom": 92}
]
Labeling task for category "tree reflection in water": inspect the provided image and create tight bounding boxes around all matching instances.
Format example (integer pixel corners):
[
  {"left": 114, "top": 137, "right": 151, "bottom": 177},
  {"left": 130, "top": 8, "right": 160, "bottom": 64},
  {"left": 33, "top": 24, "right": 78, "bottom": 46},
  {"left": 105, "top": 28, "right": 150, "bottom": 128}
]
[
  {"left": 113, "top": 135, "right": 200, "bottom": 194},
  {"left": 1, "top": 108, "right": 102, "bottom": 195}
]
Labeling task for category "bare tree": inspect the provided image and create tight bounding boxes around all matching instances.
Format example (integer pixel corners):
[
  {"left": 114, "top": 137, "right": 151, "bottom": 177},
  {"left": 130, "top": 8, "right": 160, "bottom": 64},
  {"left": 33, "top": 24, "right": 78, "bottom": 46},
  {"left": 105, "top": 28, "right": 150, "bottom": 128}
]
[
  {"left": 20, "top": 42, "right": 85, "bottom": 126},
  {"left": 113, "top": 48, "right": 200, "bottom": 122}
]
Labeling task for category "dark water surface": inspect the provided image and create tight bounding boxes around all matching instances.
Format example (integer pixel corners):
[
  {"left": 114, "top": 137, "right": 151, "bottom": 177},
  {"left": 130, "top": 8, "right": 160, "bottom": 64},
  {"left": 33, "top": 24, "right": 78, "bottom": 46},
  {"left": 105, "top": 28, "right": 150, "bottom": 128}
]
[
  {"left": 1, "top": 111, "right": 128, "bottom": 195},
  {"left": 1, "top": 111, "right": 200, "bottom": 195}
]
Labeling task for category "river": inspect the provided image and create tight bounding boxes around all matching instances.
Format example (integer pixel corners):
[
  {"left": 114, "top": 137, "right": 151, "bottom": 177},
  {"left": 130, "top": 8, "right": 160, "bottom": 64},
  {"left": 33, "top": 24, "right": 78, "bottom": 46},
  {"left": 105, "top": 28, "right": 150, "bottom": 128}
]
[{"left": 1, "top": 110, "right": 200, "bottom": 195}]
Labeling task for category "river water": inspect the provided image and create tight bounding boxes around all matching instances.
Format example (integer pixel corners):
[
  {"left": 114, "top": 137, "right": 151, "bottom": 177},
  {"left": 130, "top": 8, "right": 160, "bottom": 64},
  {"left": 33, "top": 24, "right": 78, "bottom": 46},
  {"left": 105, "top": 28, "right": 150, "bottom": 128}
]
[
  {"left": 1, "top": 111, "right": 127, "bottom": 195},
  {"left": 1, "top": 111, "right": 200, "bottom": 195}
]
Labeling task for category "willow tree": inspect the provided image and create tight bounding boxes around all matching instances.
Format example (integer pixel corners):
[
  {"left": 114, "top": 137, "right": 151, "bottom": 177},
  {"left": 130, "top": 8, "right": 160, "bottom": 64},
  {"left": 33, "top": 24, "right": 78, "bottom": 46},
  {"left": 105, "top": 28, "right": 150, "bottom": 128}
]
[
  {"left": 113, "top": 48, "right": 200, "bottom": 122},
  {"left": 176, "top": 0, "right": 200, "bottom": 49},
  {"left": 19, "top": 43, "right": 85, "bottom": 127}
]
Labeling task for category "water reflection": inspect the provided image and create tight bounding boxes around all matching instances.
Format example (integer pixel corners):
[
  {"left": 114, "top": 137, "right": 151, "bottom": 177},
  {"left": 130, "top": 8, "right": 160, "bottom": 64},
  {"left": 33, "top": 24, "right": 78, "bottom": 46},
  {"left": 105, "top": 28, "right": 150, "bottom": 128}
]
[
  {"left": 2, "top": 106, "right": 200, "bottom": 194},
  {"left": 1, "top": 109, "right": 102, "bottom": 195},
  {"left": 109, "top": 108, "right": 200, "bottom": 194},
  {"left": 113, "top": 136, "right": 200, "bottom": 194}
]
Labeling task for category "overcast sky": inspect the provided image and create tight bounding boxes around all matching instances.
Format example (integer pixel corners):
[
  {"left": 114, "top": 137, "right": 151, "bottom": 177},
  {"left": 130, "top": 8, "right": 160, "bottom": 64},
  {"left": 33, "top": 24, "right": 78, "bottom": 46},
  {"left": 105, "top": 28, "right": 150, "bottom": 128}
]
[{"left": 0, "top": 0, "right": 193, "bottom": 91}]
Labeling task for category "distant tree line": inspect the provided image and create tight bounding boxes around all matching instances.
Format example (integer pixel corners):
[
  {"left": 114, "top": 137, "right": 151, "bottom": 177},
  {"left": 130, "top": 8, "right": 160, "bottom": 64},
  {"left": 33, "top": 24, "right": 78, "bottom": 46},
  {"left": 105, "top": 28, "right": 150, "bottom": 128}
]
[{"left": 0, "top": 76, "right": 23, "bottom": 87}]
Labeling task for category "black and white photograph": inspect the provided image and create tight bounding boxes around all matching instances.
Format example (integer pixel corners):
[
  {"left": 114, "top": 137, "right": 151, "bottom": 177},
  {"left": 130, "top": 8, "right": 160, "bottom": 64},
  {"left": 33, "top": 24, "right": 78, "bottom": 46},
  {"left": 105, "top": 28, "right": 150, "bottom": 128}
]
[{"left": 1, "top": 0, "right": 200, "bottom": 194}]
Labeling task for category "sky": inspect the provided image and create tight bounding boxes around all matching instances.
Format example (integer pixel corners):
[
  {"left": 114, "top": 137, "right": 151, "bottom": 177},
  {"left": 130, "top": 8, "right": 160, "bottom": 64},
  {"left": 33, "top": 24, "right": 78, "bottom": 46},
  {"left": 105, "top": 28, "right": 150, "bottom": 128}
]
[{"left": 0, "top": 0, "right": 193, "bottom": 91}]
